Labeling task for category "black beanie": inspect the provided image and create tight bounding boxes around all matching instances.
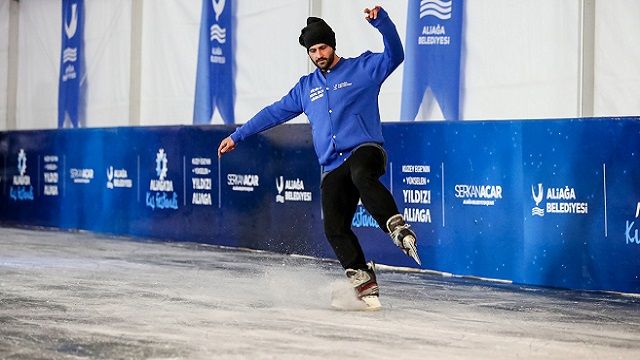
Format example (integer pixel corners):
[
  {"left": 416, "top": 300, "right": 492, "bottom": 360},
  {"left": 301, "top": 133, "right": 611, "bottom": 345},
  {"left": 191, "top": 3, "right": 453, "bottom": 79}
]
[{"left": 298, "top": 17, "right": 336, "bottom": 50}]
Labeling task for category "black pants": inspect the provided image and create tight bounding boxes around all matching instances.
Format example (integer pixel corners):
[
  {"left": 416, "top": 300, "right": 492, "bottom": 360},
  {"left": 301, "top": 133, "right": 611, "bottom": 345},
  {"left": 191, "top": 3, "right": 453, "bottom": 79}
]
[{"left": 321, "top": 145, "right": 399, "bottom": 270}]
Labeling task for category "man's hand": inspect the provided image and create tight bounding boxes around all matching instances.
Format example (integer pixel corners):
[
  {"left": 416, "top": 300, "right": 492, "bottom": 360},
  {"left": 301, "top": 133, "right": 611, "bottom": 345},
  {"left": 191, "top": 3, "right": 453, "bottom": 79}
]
[
  {"left": 217, "top": 136, "right": 236, "bottom": 158},
  {"left": 364, "top": 5, "right": 381, "bottom": 21}
]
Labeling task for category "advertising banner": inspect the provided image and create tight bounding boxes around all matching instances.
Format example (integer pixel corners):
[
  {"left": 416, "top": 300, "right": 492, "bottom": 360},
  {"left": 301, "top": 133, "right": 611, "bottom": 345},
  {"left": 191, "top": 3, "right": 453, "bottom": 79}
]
[
  {"left": 439, "top": 122, "right": 524, "bottom": 278},
  {"left": 58, "top": 0, "right": 86, "bottom": 128},
  {"left": 401, "top": 0, "right": 463, "bottom": 121},
  {"left": 1, "top": 118, "right": 639, "bottom": 293},
  {"left": 520, "top": 120, "right": 639, "bottom": 290},
  {"left": 193, "top": 0, "right": 236, "bottom": 125}
]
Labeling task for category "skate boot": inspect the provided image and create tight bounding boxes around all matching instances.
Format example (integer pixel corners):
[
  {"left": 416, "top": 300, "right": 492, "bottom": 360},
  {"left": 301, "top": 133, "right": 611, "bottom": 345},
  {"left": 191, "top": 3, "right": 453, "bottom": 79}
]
[
  {"left": 345, "top": 263, "right": 381, "bottom": 310},
  {"left": 386, "top": 214, "right": 421, "bottom": 265}
]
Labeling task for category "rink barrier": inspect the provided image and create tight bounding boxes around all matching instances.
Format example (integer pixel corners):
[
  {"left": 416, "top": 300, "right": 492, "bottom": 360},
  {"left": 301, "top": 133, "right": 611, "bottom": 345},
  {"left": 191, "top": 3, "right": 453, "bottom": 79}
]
[{"left": 1, "top": 117, "right": 639, "bottom": 293}]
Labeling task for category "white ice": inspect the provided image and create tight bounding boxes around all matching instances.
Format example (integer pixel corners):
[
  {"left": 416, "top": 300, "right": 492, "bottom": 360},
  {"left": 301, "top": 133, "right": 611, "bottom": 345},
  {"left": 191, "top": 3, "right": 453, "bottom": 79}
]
[{"left": 1, "top": 227, "right": 639, "bottom": 359}]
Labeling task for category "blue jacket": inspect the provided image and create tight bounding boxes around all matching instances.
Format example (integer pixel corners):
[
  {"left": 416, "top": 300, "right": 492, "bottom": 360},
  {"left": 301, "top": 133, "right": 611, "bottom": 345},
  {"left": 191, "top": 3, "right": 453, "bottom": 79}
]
[{"left": 230, "top": 8, "right": 404, "bottom": 173}]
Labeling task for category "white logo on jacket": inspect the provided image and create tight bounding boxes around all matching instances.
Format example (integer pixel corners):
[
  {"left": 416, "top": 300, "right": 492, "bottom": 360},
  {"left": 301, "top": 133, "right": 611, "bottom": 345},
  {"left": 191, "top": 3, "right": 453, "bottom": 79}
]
[
  {"left": 333, "top": 81, "right": 352, "bottom": 90},
  {"left": 309, "top": 87, "right": 324, "bottom": 102}
]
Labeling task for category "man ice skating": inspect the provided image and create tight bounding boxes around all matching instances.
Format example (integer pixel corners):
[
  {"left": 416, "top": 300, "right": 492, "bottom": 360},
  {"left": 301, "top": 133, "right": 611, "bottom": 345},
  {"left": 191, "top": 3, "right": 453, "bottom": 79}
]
[{"left": 217, "top": 6, "right": 419, "bottom": 309}]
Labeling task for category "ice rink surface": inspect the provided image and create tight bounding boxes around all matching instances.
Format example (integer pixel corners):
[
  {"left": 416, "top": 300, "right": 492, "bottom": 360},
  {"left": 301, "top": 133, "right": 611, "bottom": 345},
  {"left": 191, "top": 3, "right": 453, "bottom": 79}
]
[{"left": 1, "top": 227, "right": 639, "bottom": 359}]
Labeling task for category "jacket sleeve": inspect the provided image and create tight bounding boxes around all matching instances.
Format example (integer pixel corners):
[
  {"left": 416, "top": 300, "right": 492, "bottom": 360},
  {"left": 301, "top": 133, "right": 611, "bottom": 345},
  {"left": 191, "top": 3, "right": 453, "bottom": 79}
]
[
  {"left": 230, "top": 82, "right": 304, "bottom": 143},
  {"left": 362, "top": 7, "right": 405, "bottom": 83}
]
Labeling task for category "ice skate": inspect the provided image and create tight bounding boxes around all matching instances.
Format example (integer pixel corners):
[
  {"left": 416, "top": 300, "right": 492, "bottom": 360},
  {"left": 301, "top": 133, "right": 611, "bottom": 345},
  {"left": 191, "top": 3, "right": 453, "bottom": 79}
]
[
  {"left": 386, "top": 214, "right": 421, "bottom": 265},
  {"left": 331, "top": 264, "right": 381, "bottom": 310},
  {"left": 346, "top": 265, "right": 381, "bottom": 308}
]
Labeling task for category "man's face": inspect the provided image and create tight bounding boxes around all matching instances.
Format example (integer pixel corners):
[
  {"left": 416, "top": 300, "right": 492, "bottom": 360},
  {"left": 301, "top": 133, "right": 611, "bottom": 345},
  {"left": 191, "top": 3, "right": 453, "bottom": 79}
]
[{"left": 308, "top": 44, "right": 335, "bottom": 71}]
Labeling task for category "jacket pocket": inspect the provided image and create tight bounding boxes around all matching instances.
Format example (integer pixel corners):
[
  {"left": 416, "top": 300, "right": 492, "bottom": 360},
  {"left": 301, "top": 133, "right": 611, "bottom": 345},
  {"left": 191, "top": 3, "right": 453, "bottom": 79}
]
[{"left": 353, "top": 114, "right": 373, "bottom": 139}]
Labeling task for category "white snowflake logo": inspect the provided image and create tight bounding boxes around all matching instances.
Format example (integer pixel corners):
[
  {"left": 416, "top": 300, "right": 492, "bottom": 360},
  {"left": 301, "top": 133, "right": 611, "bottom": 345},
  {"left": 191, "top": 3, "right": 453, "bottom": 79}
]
[
  {"left": 17, "top": 149, "right": 27, "bottom": 176},
  {"left": 155, "top": 149, "right": 168, "bottom": 181}
]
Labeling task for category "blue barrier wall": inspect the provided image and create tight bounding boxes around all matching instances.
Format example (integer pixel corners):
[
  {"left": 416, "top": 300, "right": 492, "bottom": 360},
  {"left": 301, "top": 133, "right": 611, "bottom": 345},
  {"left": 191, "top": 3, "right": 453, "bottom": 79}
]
[{"left": 1, "top": 118, "right": 639, "bottom": 293}]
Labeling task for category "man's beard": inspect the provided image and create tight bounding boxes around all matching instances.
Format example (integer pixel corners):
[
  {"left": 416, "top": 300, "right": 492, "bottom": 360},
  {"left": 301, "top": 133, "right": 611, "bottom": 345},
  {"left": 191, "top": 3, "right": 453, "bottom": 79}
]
[{"left": 313, "top": 52, "right": 335, "bottom": 71}]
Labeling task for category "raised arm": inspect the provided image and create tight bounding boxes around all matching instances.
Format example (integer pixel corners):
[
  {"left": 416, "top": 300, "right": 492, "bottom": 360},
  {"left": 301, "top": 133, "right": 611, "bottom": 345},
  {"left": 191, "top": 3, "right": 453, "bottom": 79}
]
[{"left": 363, "top": 5, "right": 404, "bottom": 82}]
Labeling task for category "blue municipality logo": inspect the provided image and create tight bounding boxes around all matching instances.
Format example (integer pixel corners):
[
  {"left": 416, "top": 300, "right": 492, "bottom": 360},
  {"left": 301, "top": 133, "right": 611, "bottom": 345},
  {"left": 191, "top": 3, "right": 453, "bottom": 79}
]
[
  {"left": 531, "top": 183, "right": 545, "bottom": 216},
  {"left": 274, "top": 176, "right": 312, "bottom": 203},
  {"left": 107, "top": 166, "right": 114, "bottom": 189},
  {"left": 64, "top": 3, "right": 78, "bottom": 38},
  {"left": 275, "top": 176, "right": 285, "bottom": 203},
  {"left": 193, "top": 0, "right": 235, "bottom": 124},
  {"left": 401, "top": 0, "right": 463, "bottom": 121},
  {"left": 419, "top": 0, "right": 452, "bottom": 20},
  {"left": 210, "top": 0, "right": 226, "bottom": 43},
  {"left": 61, "top": 3, "right": 78, "bottom": 78},
  {"left": 106, "top": 166, "right": 133, "bottom": 190},
  {"left": 58, "top": 0, "right": 86, "bottom": 128},
  {"left": 625, "top": 202, "right": 640, "bottom": 245}
]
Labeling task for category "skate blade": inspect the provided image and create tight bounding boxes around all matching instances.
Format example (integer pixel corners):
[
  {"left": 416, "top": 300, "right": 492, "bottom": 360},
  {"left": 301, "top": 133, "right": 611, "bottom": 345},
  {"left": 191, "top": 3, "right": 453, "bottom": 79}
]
[
  {"left": 331, "top": 296, "right": 382, "bottom": 311},
  {"left": 408, "top": 248, "right": 422, "bottom": 265},
  {"left": 332, "top": 296, "right": 382, "bottom": 311},
  {"left": 403, "top": 238, "right": 421, "bottom": 265},
  {"left": 330, "top": 285, "right": 382, "bottom": 311},
  {"left": 360, "top": 295, "right": 382, "bottom": 310}
]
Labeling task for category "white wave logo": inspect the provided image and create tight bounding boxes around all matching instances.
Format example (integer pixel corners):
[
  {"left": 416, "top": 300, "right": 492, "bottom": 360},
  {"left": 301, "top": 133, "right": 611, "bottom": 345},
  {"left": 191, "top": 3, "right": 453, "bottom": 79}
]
[
  {"left": 420, "top": 0, "right": 452, "bottom": 20},
  {"left": 210, "top": 24, "right": 227, "bottom": 43},
  {"left": 107, "top": 166, "right": 114, "bottom": 189},
  {"left": 276, "top": 176, "right": 285, "bottom": 203},
  {"left": 107, "top": 166, "right": 133, "bottom": 190},
  {"left": 212, "top": 0, "right": 225, "bottom": 22},
  {"left": 62, "top": 48, "right": 77, "bottom": 63},
  {"left": 64, "top": 3, "right": 78, "bottom": 39},
  {"left": 274, "top": 176, "right": 312, "bottom": 203},
  {"left": 531, "top": 183, "right": 545, "bottom": 217},
  {"left": 210, "top": 0, "right": 227, "bottom": 43}
]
